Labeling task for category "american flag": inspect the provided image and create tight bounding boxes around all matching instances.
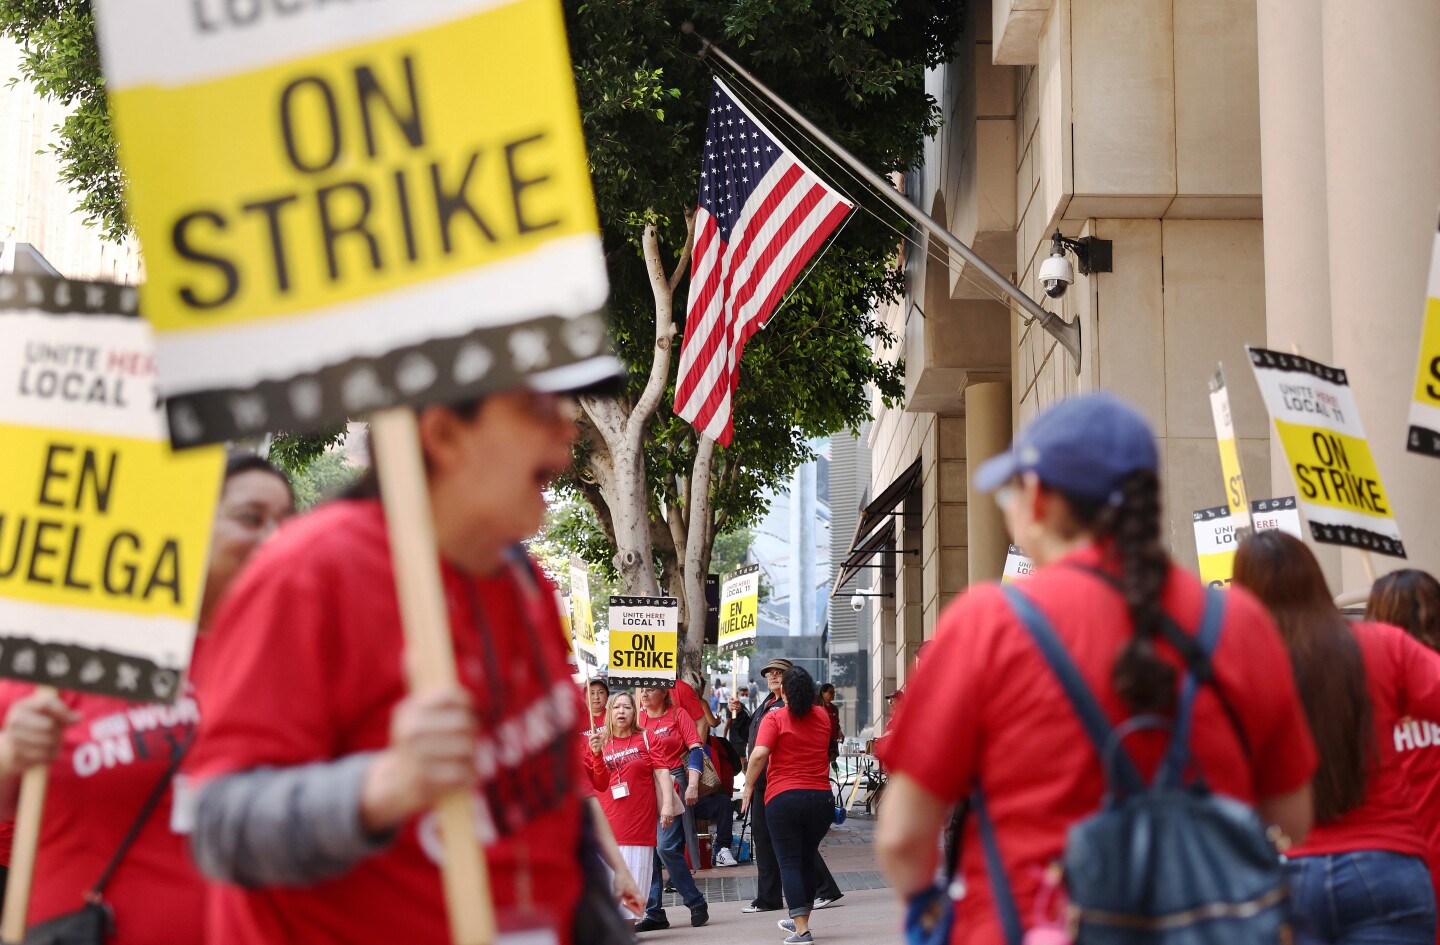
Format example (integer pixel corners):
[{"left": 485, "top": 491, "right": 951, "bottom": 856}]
[{"left": 673, "top": 78, "right": 853, "bottom": 446}]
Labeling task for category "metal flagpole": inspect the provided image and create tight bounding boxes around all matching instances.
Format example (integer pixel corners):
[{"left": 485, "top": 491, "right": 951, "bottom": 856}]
[{"left": 684, "top": 25, "right": 1083, "bottom": 373}]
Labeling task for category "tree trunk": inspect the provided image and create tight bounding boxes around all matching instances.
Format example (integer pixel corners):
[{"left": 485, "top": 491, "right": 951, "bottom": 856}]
[
  {"left": 574, "top": 212, "right": 695, "bottom": 605},
  {"left": 680, "top": 435, "right": 717, "bottom": 674}
]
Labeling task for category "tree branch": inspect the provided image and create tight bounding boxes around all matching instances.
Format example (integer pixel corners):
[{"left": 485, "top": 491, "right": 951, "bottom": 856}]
[
  {"left": 629, "top": 218, "right": 679, "bottom": 443},
  {"left": 579, "top": 393, "right": 625, "bottom": 452},
  {"left": 667, "top": 208, "right": 697, "bottom": 294}
]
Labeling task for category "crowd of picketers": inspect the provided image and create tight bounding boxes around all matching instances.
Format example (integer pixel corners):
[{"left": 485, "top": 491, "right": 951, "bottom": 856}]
[{"left": 0, "top": 388, "right": 1436, "bottom": 945}]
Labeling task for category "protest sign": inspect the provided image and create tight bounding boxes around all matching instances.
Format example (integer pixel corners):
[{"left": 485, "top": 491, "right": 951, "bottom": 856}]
[
  {"left": 1408, "top": 214, "right": 1440, "bottom": 457},
  {"left": 1193, "top": 506, "right": 1242, "bottom": 589},
  {"left": 1209, "top": 366, "right": 1252, "bottom": 532},
  {"left": 606, "top": 596, "right": 679, "bottom": 688},
  {"left": 1192, "top": 497, "right": 1305, "bottom": 589},
  {"left": 0, "top": 273, "right": 224, "bottom": 943},
  {"left": 1001, "top": 545, "right": 1034, "bottom": 584},
  {"left": 91, "top": 0, "right": 616, "bottom": 447},
  {"left": 0, "top": 274, "right": 223, "bottom": 702},
  {"left": 1247, "top": 347, "right": 1405, "bottom": 558},
  {"left": 1249, "top": 495, "right": 1303, "bottom": 537},
  {"left": 718, "top": 565, "right": 759, "bottom": 655},
  {"left": 569, "top": 556, "right": 598, "bottom": 667}
]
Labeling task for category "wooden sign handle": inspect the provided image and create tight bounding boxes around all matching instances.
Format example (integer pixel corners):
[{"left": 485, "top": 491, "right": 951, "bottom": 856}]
[
  {"left": 370, "top": 408, "right": 495, "bottom": 945},
  {"left": 1, "top": 685, "right": 57, "bottom": 944}
]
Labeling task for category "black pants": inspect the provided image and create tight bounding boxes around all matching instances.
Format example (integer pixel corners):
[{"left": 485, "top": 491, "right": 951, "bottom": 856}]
[
  {"left": 766, "top": 789, "right": 834, "bottom": 918},
  {"left": 750, "top": 775, "right": 840, "bottom": 909}
]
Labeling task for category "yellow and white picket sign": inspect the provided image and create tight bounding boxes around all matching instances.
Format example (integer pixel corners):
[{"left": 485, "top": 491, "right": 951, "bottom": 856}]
[
  {"left": 606, "top": 596, "right": 679, "bottom": 688},
  {"left": 0, "top": 274, "right": 223, "bottom": 700},
  {"left": 92, "top": 0, "right": 615, "bottom": 448},
  {"left": 569, "top": 555, "right": 598, "bottom": 667},
  {"left": 0, "top": 273, "right": 225, "bottom": 944},
  {"left": 1193, "top": 506, "right": 1239, "bottom": 589},
  {"left": 1208, "top": 366, "right": 1252, "bottom": 532},
  {"left": 1192, "top": 497, "right": 1304, "bottom": 589},
  {"left": 1000, "top": 545, "right": 1034, "bottom": 584},
  {"left": 718, "top": 564, "right": 759, "bottom": 655},
  {"left": 1247, "top": 347, "right": 1405, "bottom": 558},
  {"left": 1408, "top": 213, "right": 1440, "bottom": 457}
]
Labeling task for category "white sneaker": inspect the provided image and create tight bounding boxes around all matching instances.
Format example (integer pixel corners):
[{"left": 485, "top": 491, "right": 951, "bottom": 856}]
[{"left": 714, "top": 847, "right": 739, "bottom": 867}]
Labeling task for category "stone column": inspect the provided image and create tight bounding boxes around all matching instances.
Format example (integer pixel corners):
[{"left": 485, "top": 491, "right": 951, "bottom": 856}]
[
  {"left": 1321, "top": 0, "right": 1440, "bottom": 586},
  {"left": 966, "top": 381, "right": 1013, "bottom": 581},
  {"left": 1254, "top": 0, "right": 1340, "bottom": 586}
]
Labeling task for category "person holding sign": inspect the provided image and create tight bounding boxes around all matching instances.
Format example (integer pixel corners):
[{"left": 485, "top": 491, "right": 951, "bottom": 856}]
[
  {"left": 633, "top": 685, "right": 709, "bottom": 931},
  {"left": 586, "top": 692, "right": 680, "bottom": 922},
  {"left": 874, "top": 393, "right": 1318, "bottom": 945},
  {"left": 0, "top": 453, "right": 293, "bottom": 944},
  {"left": 186, "top": 391, "right": 614, "bottom": 945},
  {"left": 1235, "top": 535, "right": 1440, "bottom": 945}
]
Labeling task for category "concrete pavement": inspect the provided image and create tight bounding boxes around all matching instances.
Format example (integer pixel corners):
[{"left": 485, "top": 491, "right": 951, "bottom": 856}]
[{"left": 645, "top": 813, "right": 902, "bottom": 945}]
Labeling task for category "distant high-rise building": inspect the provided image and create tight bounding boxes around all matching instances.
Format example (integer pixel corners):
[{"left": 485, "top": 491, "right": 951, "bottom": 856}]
[{"left": 827, "top": 425, "right": 871, "bottom": 737}]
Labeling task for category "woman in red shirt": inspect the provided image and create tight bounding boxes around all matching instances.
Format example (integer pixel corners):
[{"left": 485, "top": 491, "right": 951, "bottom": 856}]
[
  {"left": 0, "top": 452, "right": 293, "bottom": 943},
  {"left": 634, "top": 685, "right": 708, "bottom": 930},
  {"left": 874, "top": 393, "right": 1317, "bottom": 945},
  {"left": 587, "top": 691, "right": 679, "bottom": 920},
  {"left": 744, "top": 667, "right": 834, "bottom": 944},
  {"left": 1236, "top": 535, "right": 1440, "bottom": 945},
  {"left": 1367, "top": 567, "right": 1440, "bottom": 943}
]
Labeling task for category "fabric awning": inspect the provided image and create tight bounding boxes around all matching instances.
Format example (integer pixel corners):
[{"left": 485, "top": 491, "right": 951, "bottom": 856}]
[{"left": 830, "top": 458, "right": 921, "bottom": 596}]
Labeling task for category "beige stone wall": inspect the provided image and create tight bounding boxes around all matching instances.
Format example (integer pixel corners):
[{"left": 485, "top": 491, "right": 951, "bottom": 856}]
[
  {"left": 1005, "top": 0, "right": 1272, "bottom": 571},
  {"left": 0, "top": 40, "right": 141, "bottom": 282}
]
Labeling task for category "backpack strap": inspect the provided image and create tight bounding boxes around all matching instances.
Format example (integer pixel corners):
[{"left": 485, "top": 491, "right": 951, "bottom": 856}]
[
  {"left": 971, "top": 786, "right": 1024, "bottom": 945},
  {"left": 90, "top": 727, "right": 193, "bottom": 900},
  {"left": 999, "top": 585, "right": 1146, "bottom": 795},
  {"left": 1156, "top": 587, "right": 1227, "bottom": 789}
]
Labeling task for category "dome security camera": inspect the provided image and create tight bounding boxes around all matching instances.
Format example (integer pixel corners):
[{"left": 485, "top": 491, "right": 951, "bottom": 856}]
[
  {"left": 1039, "top": 250, "right": 1074, "bottom": 299},
  {"left": 850, "top": 593, "right": 866, "bottom": 613}
]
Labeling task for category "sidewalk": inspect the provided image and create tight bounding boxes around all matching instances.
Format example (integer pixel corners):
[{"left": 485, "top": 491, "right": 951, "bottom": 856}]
[{"left": 647, "top": 813, "right": 901, "bottom": 945}]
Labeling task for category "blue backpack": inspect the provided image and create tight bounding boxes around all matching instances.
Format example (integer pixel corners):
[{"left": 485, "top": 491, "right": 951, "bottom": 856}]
[{"left": 975, "top": 585, "right": 1289, "bottom": 945}]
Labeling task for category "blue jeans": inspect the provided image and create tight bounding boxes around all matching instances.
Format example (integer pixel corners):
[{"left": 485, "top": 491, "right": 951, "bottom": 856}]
[
  {"left": 692, "top": 792, "right": 734, "bottom": 849},
  {"left": 646, "top": 779, "right": 706, "bottom": 919},
  {"left": 765, "top": 789, "right": 833, "bottom": 919},
  {"left": 1287, "top": 851, "right": 1437, "bottom": 945}
]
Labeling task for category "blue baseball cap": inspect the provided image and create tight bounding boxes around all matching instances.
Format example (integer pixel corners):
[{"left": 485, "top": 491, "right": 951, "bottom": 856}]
[{"left": 973, "top": 392, "right": 1159, "bottom": 501}]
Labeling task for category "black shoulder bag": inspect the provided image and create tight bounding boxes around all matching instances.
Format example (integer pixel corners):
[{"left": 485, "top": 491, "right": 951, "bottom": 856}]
[{"left": 23, "top": 731, "right": 192, "bottom": 945}]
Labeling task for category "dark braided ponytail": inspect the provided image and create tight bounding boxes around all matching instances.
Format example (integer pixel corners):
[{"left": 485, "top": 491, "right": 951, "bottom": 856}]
[{"left": 1065, "top": 470, "right": 1175, "bottom": 714}]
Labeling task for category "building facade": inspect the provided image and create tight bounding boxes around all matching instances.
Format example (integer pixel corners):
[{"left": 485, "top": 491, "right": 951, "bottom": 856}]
[
  {"left": 1, "top": 41, "right": 142, "bottom": 283},
  {"left": 851, "top": 0, "right": 1440, "bottom": 735}
]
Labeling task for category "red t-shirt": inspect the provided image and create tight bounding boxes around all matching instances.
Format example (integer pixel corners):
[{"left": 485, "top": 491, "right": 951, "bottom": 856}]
[
  {"left": 879, "top": 545, "right": 1317, "bottom": 945},
  {"left": 756, "top": 705, "right": 832, "bottom": 803},
  {"left": 1396, "top": 709, "right": 1440, "bottom": 927},
  {"left": 0, "top": 683, "right": 204, "bottom": 943},
  {"left": 576, "top": 708, "right": 607, "bottom": 800},
  {"left": 1290, "top": 621, "right": 1440, "bottom": 860},
  {"left": 587, "top": 731, "right": 665, "bottom": 846},
  {"left": 187, "top": 500, "right": 585, "bottom": 945},
  {"left": 707, "top": 735, "right": 736, "bottom": 790},
  {"left": 636, "top": 705, "right": 699, "bottom": 771},
  {"left": 673, "top": 680, "right": 709, "bottom": 728}
]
